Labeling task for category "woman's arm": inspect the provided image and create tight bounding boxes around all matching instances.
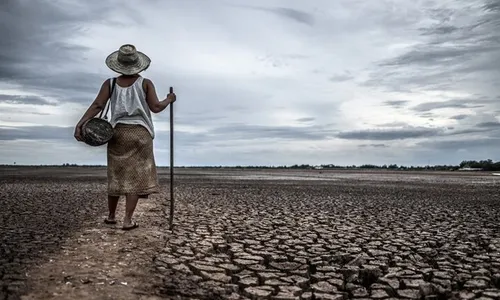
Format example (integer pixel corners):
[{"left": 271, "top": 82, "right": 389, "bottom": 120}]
[
  {"left": 76, "top": 79, "right": 111, "bottom": 127},
  {"left": 74, "top": 79, "right": 111, "bottom": 141},
  {"left": 144, "top": 79, "right": 176, "bottom": 113}
]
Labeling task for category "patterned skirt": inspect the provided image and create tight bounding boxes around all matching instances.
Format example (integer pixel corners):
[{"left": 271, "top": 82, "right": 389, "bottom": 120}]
[{"left": 107, "top": 124, "right": 160, "bottom": 197}]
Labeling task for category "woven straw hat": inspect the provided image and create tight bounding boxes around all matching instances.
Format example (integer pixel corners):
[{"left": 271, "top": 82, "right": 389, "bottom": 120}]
[{"left": 105, "top": 44, "right": 151, "bottom": 75}]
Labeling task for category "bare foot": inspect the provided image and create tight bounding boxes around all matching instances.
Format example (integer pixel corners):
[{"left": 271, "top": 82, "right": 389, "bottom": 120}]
[
  {"left": 104, "top": 217, "right": 116, "bottom": 224},
  {"left": 122, "top": 221, "right": 139, "bottom": 231}
]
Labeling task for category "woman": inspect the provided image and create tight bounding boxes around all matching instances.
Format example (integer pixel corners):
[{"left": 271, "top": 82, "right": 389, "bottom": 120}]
[{"left": 74, "top": 44, "right": 176, "bottom": 230}]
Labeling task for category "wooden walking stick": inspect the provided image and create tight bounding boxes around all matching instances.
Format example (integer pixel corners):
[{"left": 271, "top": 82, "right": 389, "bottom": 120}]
[{"left": 169, "top": 86, "right": 175, "bottom": 230}]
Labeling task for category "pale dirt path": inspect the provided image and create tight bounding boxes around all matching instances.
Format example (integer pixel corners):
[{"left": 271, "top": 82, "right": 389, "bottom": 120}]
[{"left": 20, "top": 195, "right": 170, "bottom": 300}]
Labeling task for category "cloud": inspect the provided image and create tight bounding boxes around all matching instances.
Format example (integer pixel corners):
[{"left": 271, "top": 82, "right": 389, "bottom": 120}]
[
  {"left": 210, "top": 123, "right": 335, "bottom": 141},
  {"left": 0, "top": 94, "right": 56, "bottom": 106},
  {"left": 375, "top": 122, "right": 410, "bottom": 128},
  {"left": 358, "top": 143, "right": 388, "bottom": 148},
  {"left": 411, "top": 99, "right": 488, "bottom": 112},
  {"left": 363, "top": 0, "right": 500, "bottom": 98},
  {"left": 0, "top": 126, "right": 73, "bottom": 141},
  {"left": 419, "top": 25, "right": 459, "bottom": 36},
  {"left": 450, "top": 114, "right": 469, "bottom": 120},
  {"left": 337, "top": 126, "right": 441, "bottom": 141},
  {"left": 1, "top": 0, "right": 500, "bottom": 166},
  {"left": 0, "top": 0, "right": 130, "bottom": 105},
  {"left": 296, "top": 117, "right": 315, "bottom": 123},
  {"left": 0, "top": 122, "right": 336, "bottom": 146},
  {"left": 383, "top": 100, "right": 409, "bottom": 108},
  {"left": 234, "top": 5, "right": 315, "bottom": 26},
  {"left": 329, "top": 71, "right": 354, "bottom": 82},
  {"left": 418, "top": 138, "right": 500, "bottom": 151},
  {"left": 270, "top": 7, "right": 315, "bottom": 26},
  {"left": 476, "top": 121, "right": 500, "bottom": 128}
]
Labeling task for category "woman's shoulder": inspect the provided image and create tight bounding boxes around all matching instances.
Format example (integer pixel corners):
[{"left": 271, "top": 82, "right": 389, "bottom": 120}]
[
  {"left": 142, "top": 77, "right": 153, "bottom": 84},
  {"left": 142, "top": 77, "right": 153, "bottom": 93}
]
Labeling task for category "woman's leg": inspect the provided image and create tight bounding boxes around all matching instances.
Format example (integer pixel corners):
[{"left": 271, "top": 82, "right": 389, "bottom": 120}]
[
  {"left": 123, "top": 194, "right": 139, "bottom": 227},
  {"left": 107, "top": 195, "right": 120, "bottom": 220}
]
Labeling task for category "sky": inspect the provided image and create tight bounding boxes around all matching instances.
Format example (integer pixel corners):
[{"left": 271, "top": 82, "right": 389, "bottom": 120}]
[{"left": 0, "top": 0, "right": 499, "bottom": 166}]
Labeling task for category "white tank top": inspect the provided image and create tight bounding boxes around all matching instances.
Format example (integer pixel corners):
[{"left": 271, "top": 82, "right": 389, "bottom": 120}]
[{"left": 108, "top": 76, "right": 155, "bottom": 139}]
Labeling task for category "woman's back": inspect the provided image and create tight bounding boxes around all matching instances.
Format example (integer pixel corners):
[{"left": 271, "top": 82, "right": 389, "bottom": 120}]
[{"left": 109, "top": 75, "right": 155, "bottom": 139}]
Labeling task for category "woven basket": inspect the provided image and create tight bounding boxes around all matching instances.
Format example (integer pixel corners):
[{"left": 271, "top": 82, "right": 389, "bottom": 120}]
[{"left": 82, "top": 118, "right": 114, "bottom": 146}]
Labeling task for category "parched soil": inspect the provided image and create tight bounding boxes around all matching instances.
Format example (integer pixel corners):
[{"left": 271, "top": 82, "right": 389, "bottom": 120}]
[
  {"left": 1, "top": 167, "right": 500, "bottom": 300},
  {"left": 0, "top": 168, "right": 169, "bottom": 300}
]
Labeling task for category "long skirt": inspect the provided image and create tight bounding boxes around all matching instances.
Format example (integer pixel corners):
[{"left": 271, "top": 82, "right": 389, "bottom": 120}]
[{"left": 107, "top": 124, "right": 160, "bottom": 197}]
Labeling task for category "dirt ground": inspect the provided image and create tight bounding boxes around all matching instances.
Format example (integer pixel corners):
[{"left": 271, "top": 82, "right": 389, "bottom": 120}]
[
  {"left": 1, "top": 167, "right": 500, "bottom": 300},
  {"left": 0, "top": 167, "right": 171, "bottom": 300},
  {"left": 20, "top": 197, "right": 166, "bottom": 300}
]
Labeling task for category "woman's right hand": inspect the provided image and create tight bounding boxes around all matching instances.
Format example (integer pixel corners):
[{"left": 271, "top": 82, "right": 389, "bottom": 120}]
[
  {"left": 74, "top": 124, "right": 83, "bottom": 142},
  {"left": 167, "top": 92, "right": 176, "bottom": 104}
]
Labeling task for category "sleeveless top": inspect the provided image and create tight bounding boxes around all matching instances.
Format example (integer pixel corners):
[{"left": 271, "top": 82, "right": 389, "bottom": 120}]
[{"left": 108, "top": 76, "right": 155, "bottom": 139}]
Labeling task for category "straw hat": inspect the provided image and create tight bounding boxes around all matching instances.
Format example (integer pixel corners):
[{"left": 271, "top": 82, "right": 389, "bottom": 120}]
[{"left": 105, "top": 44, "right": 151, "bottom": 75}]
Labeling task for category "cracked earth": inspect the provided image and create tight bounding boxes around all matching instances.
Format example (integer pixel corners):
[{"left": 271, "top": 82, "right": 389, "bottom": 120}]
[{"left": 1, "top": 168, "right": 500, "bottom": 299}]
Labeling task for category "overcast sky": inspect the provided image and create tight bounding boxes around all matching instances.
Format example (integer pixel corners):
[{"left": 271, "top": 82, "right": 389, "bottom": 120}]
[{"left": 0, "top": 0, "right": 499, "bottom": 166}]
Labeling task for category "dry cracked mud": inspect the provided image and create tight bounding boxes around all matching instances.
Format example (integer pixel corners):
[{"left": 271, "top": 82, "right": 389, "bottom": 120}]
[
  {"left": 1, "top": 167, "right": 500, "bottom": 300},
  {"left": 153, "top": 169, "right": 500, "bottom": 300}
]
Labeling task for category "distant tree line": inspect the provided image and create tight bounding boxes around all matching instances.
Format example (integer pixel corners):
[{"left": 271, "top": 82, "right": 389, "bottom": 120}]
[
  {"left": 2, "top": 159, "right": 500, "bottom": 171},
  {"left": 458, "top": 159, "right": 500, "bottom": 171}
]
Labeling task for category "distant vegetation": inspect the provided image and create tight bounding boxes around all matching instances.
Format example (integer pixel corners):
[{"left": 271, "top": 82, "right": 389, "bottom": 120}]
[{"left": 2, "top": 159, "right": 500, "bottom": 171}]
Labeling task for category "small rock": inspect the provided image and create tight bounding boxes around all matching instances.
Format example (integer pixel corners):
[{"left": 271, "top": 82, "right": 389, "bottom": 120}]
[
  {"left": 200, "top": 271, "right": 231, "bottom": 283},
  {"left": 279, "top": 286, "right": 302, "bottom": 296},
  {"left": 80, "top": 277, "right": 91, "bottom": 284},
  {"left": 378, "top": 277, "right": 399, "bottom": 290},
  {"left": 483, "top": 289, "right": 500, "bottom": 298},
  {"left": 312, "top": 281, "right": 337, "bottom": 293},
  {"left": 301, "top": 292, "right": 313, "bottom": 300},
  {"left": 403, "top": 279, "right": 426, "bottom": 289},
  {"left": 269, "top": 262, "right": 301, "bottom": 271},
  {"left": 272, "top": 293, "right": 299, "bottom": 300},
  {"left": 244, "top": 286, "right": 273, "bottom": 298},
  {"left": 351, "top": 286, "right": 368, "bottom": 297},
  {"left": 458, "top": 291, "right": 476, "bottom": 299},
  {"left": 398, "top": 289, "right": 420, "bottom": 299},
  {"left": 464, "top": 279, "right": 488, "bottom": 289},
  {"left": 313, "top": 294, "right": 344, "bottom": 300},
  {"left": 419, "top": 283, "right": 434, "bottom": 297},
  {"left": 371, "top": 289, "right": 389, "bottom": 299},
  {"left": 190, "top": 262, "right": 225, "bottom": 273}
]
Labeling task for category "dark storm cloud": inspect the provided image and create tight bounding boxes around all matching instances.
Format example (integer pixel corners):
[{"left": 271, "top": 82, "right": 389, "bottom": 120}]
[
  {"left": 232, "top": 5, "right": 314, "bottom": 26},
  {"left": 418, "top": 137, "right": 500, "bottom": 151},
  {"left": 0, "top": 94, "right": 56, "bottom": 106},
  {"left": 358, "top": 144, "right": 388, "bottom": 148},
  {"left": 210, "top": 124, "right": 334, "bottom": 141},
  {"left": 0, "top": 0, "right": 118, "bottom": 103},
  {"left": 410, "top": 99, "right": 487, "bottom": 112},
  {"left": 375, "top": 122, "right": 409, "bottom": 128},
  {"left": 484, "top": 0, "right": 500, "bottom": 11},
  {"left": 271, "top": 7, "right": 314, "bottom": 25},
  {"left": 364, "top": 1, "right": 500, "bottom": 95},
  {"left": 337, "top": 126, "right": 441, "bottom": 141},
  {"left": 419, "top": 25, "right": 459, "bottom": 36},
  {"left": 476, "top": 121, "right": 500, "bottom": 128},
  {"left": 296, "top": 117, "right": 315, "bottom": 123},
  {"left": 0, "top": 126, "right": 73, "bottom": 141},
  {"left": 450, "top": 114, "right": 469, "bottom": 120},
  {"left": 338, "top": 120, "right": 500, "bottom": 141},
  {"left": 379, "top": 43, "right": 498, "bottom": 68},
  {"left": 383, "top": 100, "right": 408, "bottom": 108}
]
